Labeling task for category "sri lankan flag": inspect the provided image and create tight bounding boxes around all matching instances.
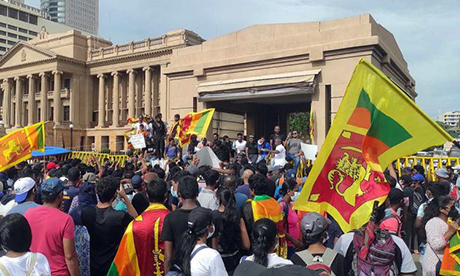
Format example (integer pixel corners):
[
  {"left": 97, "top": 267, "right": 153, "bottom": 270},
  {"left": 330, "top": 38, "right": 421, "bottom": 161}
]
[
  {"left": 294, "top": 58, "right": 453, "bottom": 232},
  {"left": 0, "top": 122, "right": 45, "bottom": 172},
  {"left": 176, "top": 108, "right": 215, "bottom": 147},
  {"left": 251, "top": 195, "right": 288, "bottom": 258},
  {"left": 441, "top": 231, "right": 460, "bottom": 275},
  {"left": 107, "top": 204, "right": 170, "bottom": 276}
]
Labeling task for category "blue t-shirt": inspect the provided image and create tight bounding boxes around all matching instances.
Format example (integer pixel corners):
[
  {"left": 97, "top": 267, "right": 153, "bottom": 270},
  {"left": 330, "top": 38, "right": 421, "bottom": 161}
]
[
  {"left": 7, "top": 201, "right": 39, "bottom": 215},
  {"left": 258, "top": 142, "right": 271, "bottom": 157},
  {"left": 234, "top": 192, "right": 248, "bottom": 213},
  {"left": 236, "top": 184, "right": 251, "bottom": 198}
]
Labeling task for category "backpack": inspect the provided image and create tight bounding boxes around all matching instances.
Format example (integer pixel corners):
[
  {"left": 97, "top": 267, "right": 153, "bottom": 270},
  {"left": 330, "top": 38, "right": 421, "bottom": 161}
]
[
  {"left": 296, "top": 248, "right": 337, "bottom": 276},
  {"left": 165, "top": 245, "right": 207, "bottom": 276},
  {"left": 352, "top": 229, "right": 398, "bottom": 276}
]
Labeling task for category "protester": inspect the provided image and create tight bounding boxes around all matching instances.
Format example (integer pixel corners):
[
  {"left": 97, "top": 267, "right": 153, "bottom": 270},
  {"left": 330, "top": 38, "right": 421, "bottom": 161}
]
[
  {"left": 233, "top": 133, "right": 247, "bottom": 155},
  {"left": 380, "top": 188, "right": 405, "bottom": 237},
  {"left": 278, "top": 178, "right": 302, "bottom": 258},
  {"left": 221, "top": 175, "right": 248, "bottom": 213},
  {"left": 108, "top": 178, "right": 170, "bottom": 275},
  {"left": 269, "top": 126, "right": 286, "bottom": 148},
  {"left": 7, "top": 177, "right": 39, "bottom": 215},
  {"left": 403, "top": 173, "right": 425, "bottom": 253},
  {"left": 165, "top": 138, "right": 180, "bottom": 161},
  {"left": 255, "top": 163, "right": 276, "bottom": 198},
  {"left": 197, "top": 170, "right": 220, "bottom": 210},
  {"left": 256, "top": 137, "right": 271, "bottom": 163},
  {"left": 25, "top": 178, "right": 80, "bottom": 276},
  {"left": 242, "top": 218, "right": 292, "bottom": 268},
  {"left": 420, "top": 196, "right": 459, "bottom": 276},
  {"left": 245, "top": 135, "right": 259, "bottom": 164},
  {"left": 213, "top": 188, "right": 250, "bottom": 273},
  {"left": 0, "top": 213, "right": 51, "bottom": 276},
  {"left": 63, "top": 168, "right": 81, "bottom": 213},
  {"left": 236, "top": 169, "right": 253, "bottom": 199},
  {"left": 81, "top": 176, "right": 137, "bottom": 276},
  {"left": 152, "top": 113, "right": 167, "bottom": 158},
  {"left": 162, "top": 175, "right": 200, "bottom": 273},
  {"left": 291, "top": 212, "right": 346, "bottom": 275},
  {"left": 284, "top": 130, "right": 302, "bottom": 172},
  {"left": 271, "top": 138, "right": 287, "bottom": 168},
  {"left": 169, "top": 207, "right": 228, "bottom": 276}
]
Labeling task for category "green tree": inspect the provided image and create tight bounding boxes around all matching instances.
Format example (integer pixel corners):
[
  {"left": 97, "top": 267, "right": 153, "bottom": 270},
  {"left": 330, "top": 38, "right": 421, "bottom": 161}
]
[{"left": 289, "top": 112, "right": 309, "bottom": 139}]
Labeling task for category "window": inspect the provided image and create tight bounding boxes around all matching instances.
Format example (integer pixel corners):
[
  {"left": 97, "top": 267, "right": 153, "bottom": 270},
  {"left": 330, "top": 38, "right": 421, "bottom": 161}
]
[
  {"left": 29, "top": 31, "right": 37, "bottom": 36},
  {"left": 29, "top": 15, "right": 38, "bottom": 25},
  {"left": 18, "top": 35, "right": 27, "bottom": 41},
  {"left": 7, "top": 40, "right": 15, "bottom": 45},
  {"left": 64, "top": 78, "right": 71, "bottom": 89},
  {"left": 0, "top": 39, "right": 5, "bottom": 43},
  {"left": 7, "top": 33, "right": 16, "bottom": 38},
  {"left": 0, "top": 6, "right": 6, "bottom": 16},
  {"left": 8, "top": 25, "right": 17, "bottom": 31},
  {"left": 0, "top": 46, "right": 6, "bottom": 52},
  {"left": 19, "top": 28, "right": 27, "bottom": 34},
  {"left": 63, "top": 106, "right": 70, "bottom": 121},
  {"left": 0, "top": 30, "right": 5, "bottom": 36},
  {"left": 8, "top": 8, "right": 18, "bottom": 19},
  {"left": 19, "top": 11, "right": 28, "bottom": 23},
  {"left": 0, "top": 22, "right": 6, "bottom": 28},
  {"left": 49, "top": 107, "right": 54, "bottom": 121}
]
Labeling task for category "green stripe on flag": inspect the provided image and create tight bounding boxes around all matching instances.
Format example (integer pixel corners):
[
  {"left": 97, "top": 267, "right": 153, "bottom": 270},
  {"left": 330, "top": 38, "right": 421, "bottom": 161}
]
[
  {"left": 36, "top": 123, "right": 44, "bottom": 150},
  {"left": 357, "top": 89, "right": 412, "bottom": 147},
  {"left": 193, "top": 111, "right": 210, "bottom": 133}
]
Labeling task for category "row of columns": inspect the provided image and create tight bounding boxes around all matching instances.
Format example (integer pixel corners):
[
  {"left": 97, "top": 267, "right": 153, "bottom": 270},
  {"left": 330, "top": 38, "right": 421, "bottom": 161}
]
[
  {"left": 2, "top": 70, "right": 64, "bottom": 128},
  {"left": 96, "top": 66, "right": 154, "bottom": 128}
]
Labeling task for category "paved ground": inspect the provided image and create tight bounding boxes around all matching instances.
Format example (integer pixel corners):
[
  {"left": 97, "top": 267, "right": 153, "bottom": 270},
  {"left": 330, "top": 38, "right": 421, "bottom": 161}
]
[{"left": 413, "top": 253, "right": 422, "bottom": 276}]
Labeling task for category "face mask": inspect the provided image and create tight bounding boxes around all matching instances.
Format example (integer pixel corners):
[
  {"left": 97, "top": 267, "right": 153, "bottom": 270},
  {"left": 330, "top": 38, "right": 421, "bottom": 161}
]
[
  {"left": 170, "top": 186, "right": 178, "bottom": 198},
  {"left": 449, "top": 208, "right": 459, "bottom": 220},
  {"left": 291, "top": 192, "right": 300, "bottom": 202},
  {"left": 207, "top": 224, "right": 215, "bottom": 239}
]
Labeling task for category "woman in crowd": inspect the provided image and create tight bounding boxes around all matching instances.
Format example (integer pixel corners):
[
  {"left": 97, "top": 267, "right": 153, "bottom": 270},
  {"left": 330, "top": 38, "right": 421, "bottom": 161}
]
[
  {"left": 278, "top": 178, "right": 302, "bottom": 258},
  {"left": 0, "top": 213, "right": 51, "bottom": 275},
  {"left": 214, "top": 188, "right": 250, "bottom": 274},
  {"left": 421, "top": 195, "right": 460, "bottom": 276},
  {"left": 170, "top": 207, "right": 228, "bottom": 276},
  {"left": 243, "top": 218, "right": 293, "bottom": 268}
]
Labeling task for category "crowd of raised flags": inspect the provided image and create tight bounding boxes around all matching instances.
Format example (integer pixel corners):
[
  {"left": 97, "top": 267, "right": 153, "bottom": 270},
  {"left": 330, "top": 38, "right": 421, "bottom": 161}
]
[{"left": 0, "top": 58, "right": 459, "bottom": 276}]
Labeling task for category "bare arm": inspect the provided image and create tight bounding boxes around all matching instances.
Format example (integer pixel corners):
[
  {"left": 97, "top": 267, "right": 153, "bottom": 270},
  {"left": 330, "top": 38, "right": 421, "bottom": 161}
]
[
  {"left": 239, "top": 218, "right": 250, "bottom": 251},
  {"left": 119, "top": 184, "right": 138, "bottom": 218},
  {"left": 63, "top": 238, "right": 80, "bottom": 276},
  {"left": 164, "top": 241, "right": 174, "bottom": 273}
]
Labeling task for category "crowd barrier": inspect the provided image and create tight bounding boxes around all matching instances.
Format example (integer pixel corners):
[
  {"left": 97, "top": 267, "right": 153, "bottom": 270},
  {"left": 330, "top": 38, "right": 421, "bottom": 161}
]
[
  {"left": 397, "top": 156, "right": 460, "bottom": 182},
  {"left": 67, "top": 151, "right": 130, "bottom": 167}
]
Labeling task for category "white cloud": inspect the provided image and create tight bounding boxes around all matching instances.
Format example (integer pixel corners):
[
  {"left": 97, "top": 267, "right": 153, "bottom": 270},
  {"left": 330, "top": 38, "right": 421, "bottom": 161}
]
[{"left": 25, "top": 0, "right": 459, "bottom": 117}]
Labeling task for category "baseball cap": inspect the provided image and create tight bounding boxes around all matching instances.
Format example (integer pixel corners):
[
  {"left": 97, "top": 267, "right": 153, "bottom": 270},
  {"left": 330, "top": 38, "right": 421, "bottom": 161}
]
[
  {"left": 82, "top": 173, "right": 97, "bottom": 184},
  {"left": 435, "top": 168, "right": 449, "bottom": 179},
  {"left": 411, "top": 174, "right": 425, "bottom": 182},
  {"left": 14, "top": 177, "right": 36, "bottom": 203},
  {"left": 131, "top": 175, "right": 142, "bottom": 188},
  {"left": 46, "top": 162, "right": 59, "bottom": 171},
  {"left": 301, "top": 212, "right": 331, "bottom": 238},
  {"left": 388, "top": 188, "right": 405, "bottom": 205},
  {"left": 41, "top": 178, "right": 65, "bottom": 196},
  {"left": 249, "top": 135, "right": 255, "bottom": 139},
  {"left": 286, "top": 169, "right": 296, "bottom": 179},
  {"left": 187, "top": 207, "right": 213, "bottom": 234},
  {"left": 234, "top": 261, "right": 317, "bottom": 276}
]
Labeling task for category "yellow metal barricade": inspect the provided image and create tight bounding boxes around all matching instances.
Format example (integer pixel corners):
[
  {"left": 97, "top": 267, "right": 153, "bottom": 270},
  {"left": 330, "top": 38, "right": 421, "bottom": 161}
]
[
  {"left": 397, "top": 156, "right": 460, "bottom": 182},
  {"left": 65, "top": 151, "right": 129, "bottom": 167}
]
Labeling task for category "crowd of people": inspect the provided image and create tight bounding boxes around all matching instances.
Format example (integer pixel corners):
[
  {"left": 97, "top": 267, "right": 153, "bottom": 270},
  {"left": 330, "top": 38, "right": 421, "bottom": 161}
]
[{"left": 0, "top": 124, "right": 459, "bottom": 276}]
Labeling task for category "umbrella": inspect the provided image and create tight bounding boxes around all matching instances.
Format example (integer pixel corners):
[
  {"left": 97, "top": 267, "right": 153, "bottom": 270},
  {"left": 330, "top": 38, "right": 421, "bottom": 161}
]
[{"left": 32, "top": 146, "right": 71, "bottom": 157}]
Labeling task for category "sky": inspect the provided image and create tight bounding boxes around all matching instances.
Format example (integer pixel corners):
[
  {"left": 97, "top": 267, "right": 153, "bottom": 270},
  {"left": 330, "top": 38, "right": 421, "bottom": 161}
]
[{"left": 26, "top": 0, "right": 459, "bottom": 118}]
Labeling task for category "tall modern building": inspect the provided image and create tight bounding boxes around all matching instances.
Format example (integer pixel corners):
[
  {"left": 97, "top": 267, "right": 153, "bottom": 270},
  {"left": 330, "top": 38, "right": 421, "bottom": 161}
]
[
  {"left": 437, "top": 111, "right": 460, "bottom": 127},
  {"left": 0, "top": 0, "right": 91, "bottom": 56},
  {"left": 40, "top": 0, "right": 98, "bottom": 35}
]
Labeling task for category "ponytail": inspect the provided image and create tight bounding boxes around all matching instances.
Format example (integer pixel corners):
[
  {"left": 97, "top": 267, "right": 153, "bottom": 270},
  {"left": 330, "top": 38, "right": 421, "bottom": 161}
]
[
  {"left": 252, "top": 218, "right": 277, "bottom": 267},
  {"left": 217, "top": 188, "right": 241, "bottom": 252},
  {"left": 173, "top": 231, "right": 198, "bottom": 276}
]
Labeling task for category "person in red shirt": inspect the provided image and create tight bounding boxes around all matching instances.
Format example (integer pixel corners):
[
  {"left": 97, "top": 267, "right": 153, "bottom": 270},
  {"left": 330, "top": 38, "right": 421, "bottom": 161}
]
[
  {"left": 380, "top": 188, "right": 405, "bottom": 237},
  {"left": 25, "top": 178, "right": 80, "bottom": 276}
]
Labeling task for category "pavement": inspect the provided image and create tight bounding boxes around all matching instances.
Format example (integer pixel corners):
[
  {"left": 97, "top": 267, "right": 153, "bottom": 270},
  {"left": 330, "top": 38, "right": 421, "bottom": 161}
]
[{"left": 413, "top": 253, "right": 422, "bottom": 276}]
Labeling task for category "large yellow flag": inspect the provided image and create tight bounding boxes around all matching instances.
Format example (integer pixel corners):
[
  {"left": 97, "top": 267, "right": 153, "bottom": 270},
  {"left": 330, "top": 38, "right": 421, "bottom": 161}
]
[
  {"left": 0, "top": 122, "right": 45, "bottom": 171},
  {"left": 294, "top": 58, "right": 453, "bottom": 232}
]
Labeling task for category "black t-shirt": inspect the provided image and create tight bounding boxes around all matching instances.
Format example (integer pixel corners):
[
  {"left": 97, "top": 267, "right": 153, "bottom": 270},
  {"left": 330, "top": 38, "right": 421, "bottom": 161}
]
[
  {"left": 132, "top": 191, "right": 150, "bottom": 215},
  {"left": 188, "top": 140, "right": 199, "bottom": 154},
  {"left": 63, "top": 186, "right": 79, "bottom": 213},
  {"left": 269, "top": 133, "right": 286, "bottom": 144},
  {"left": 81, "top": 206, "right": 133, "bottom": 276},
  {"left": 161, "top": 208, "right": 197, "bottom": 250},
  {"left": 291, "top": 250, "right": 346, "bottom": 276},
  {"left": 264, "top": 176, "right": 276, "bottom": 198},
  {"left": 246, "top": 142, "right": 258, "bottom": 155},
  {"left": 213, "top": 147, "right": 229, "bottom": 162}
]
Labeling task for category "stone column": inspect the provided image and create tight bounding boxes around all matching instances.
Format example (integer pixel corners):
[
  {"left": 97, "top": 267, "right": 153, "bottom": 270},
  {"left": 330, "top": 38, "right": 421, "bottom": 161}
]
[
  {"left": 127, "top": 69, "right": 136, "bottom": 118},
  {"left": 143, "top": 66, "right": 152, "bottom": 116},
  {"left": 97, "top": 74, "right": 106, "bottom": 127},
  {"left": 111, "top": 71, "right": 120, "bottom": 127},
  {"left": 27, "top": 75, "right": 36, "bottom": 125},
  {"left": 52, "top": 71, "right": 63, "bottom": 125},
  {"left": 159, "top": 64, "right": 168, "bottom": 118},
  {"left": 14, "top": 77, "right": 23, "bottom": 128},
  {"left": 39, "top": 73, "right": 48, "bottom": 122},
  {"left": 2, "top": 79, "right": 11, "bottom": 128}
]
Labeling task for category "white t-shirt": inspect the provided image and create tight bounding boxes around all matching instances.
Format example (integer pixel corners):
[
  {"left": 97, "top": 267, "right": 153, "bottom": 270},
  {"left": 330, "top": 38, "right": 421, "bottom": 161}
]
[
  {"left": 245, "top": 253, "right": 293, "bottom": 268},
  {"left": 0, "top": 200, "right": 17, "bottom": 217},
  {"left": 273, "top": 145, "right": 287, "bottom": 167},
  {"left": 0, "top": 252, "right": 51, "bottom": 276},
  {"left": 197, "top": 189, "right": 218, "bottom": 211},
  {"left": 234, "top": 140, "right": 247, "bottom": 154},
  {"left": 190, "top": 245, "right": 228, "bottom": 276},
  {"left": 134, "top": 122, "right": 149, "bottom": 131}
]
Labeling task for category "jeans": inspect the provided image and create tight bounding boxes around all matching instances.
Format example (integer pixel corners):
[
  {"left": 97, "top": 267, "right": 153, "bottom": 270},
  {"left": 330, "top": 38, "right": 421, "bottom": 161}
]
[
  {"left": 286, "top": 153, "right": 300, "bottom": 172},
  {"left": 256, "top": 155, "right": 268, "bottom": 164},
  {"left": 249, "top": 154, "right": 258, "bottom": 164}
]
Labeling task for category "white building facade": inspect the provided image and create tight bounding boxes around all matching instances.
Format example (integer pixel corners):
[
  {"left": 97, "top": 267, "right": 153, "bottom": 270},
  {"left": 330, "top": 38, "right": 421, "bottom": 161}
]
[
  {"left": 438, "top": 111, "right": 460, "bottom": 127},
  {"left": 40, "top": 0, "right": 98, "bottom": 35}
]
